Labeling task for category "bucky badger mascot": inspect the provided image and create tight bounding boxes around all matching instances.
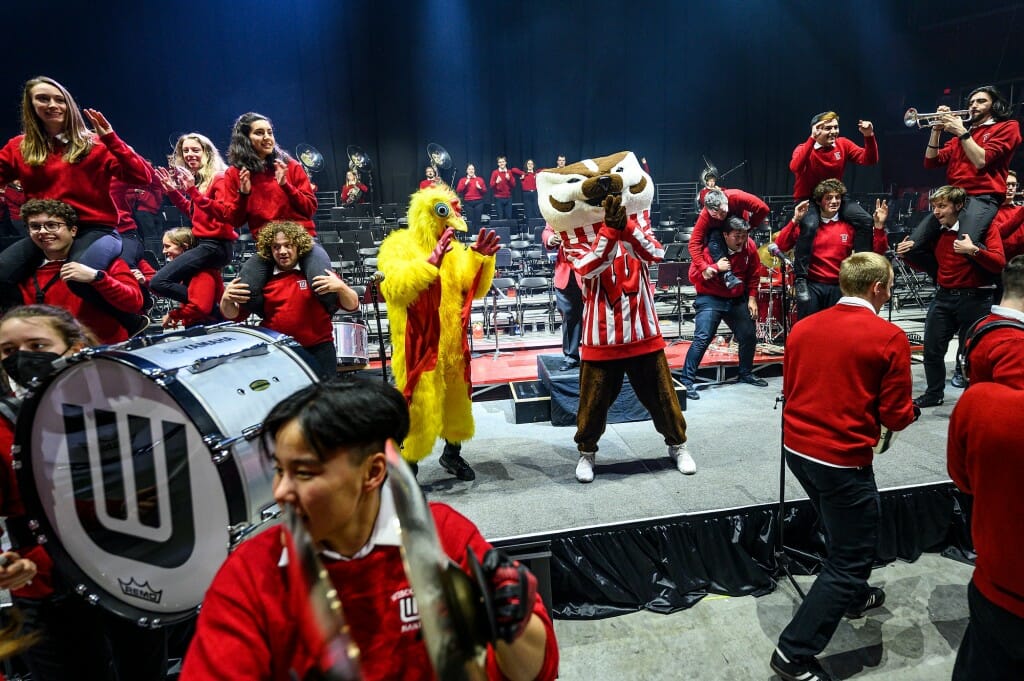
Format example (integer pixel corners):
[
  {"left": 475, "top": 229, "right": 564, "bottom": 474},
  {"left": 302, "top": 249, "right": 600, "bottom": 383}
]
[
  {"left": 537, "top": 151, "right": 693, "bottom": 483},
  {"left": 378, "top": 185, "right": 500, "bottom": 480}
]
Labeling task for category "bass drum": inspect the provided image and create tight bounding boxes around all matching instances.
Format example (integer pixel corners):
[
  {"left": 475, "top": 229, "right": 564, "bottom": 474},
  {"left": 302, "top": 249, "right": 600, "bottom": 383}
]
[{"left": 14, "top": 325, "right": 317, "bottom": 626}]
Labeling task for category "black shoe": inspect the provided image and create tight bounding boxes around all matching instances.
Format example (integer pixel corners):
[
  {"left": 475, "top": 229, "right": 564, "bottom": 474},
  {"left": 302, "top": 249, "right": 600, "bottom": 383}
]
[
  {"left": 685, "top": 385, "right": 699, "bottom": 401},
  {"left": 770, "top": 649, "right": 834, "bottom": 681},
  {"left": 558, "top": 359, "right": 579, "bottom": 372},
  {"left": 723, "top": 271, "right": 743, "bottom": 290},
  {"left": 439, "top": 449, "right": 476, "bottom": 481},
  {"left": 913, "top": 394, "right": 944, "bottom": 408},
  {"left": 950, "top": 369, "right": 966, "bottom": 389},
  {"left": 794, "top": 277, "right": 810, "bottom": 303},
  {"left": 845, "top": 586, "right": 886, "bottom": 619},
  {"left": 737, "top": 374, "right": 768, "bottom": 387}
]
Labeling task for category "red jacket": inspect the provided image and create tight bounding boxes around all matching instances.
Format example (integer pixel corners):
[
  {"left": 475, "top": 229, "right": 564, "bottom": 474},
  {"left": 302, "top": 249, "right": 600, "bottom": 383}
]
[
  {"left": 489, "top": 169, "right": 516, "bottom": 198},
  {"left": 774, "top": 218, "right": 888, "bottom": 285},
  {"left": 930, "top": 226, "right": 1005, "bottom": 289},
  {"left": 964, "top": 310, "right": 1024, "bottom": 388},
  {"left": 19, "top": 259, "right": 143, "bottom": 344},
  {"left": 229, "top": 269, "right": 332, "bottom": 348},
  {"left": 790, "top": 135, "right": 878, "bottom": 199},
  {"left": 0, "top": 132, "right": 151, "bottom": 225},
  {"left": 542, "top": 224, "right": 579, "bottom": 290},
  {"left": 689, "top": 238, "right": 760, "bottom": 299},
  {"left": 511, "top": 168, "right": 537, "bottom": 191},
  {"left": 165, "top": 269, "right": 224, "bottom": 327},
  {"left": 223, "top": 160, "right": 318, "bottom": 238},
  {"left": 948, "top": 382, "right": 1024, "bottom": 618},
  {"left": 688, "top": 189, "right": 769, "bottom": 270},
  {"left": 166, "top": 174, "right": 238, "bottom": 241},
  {"left": 181, "top": 503, "right": 559, "bottom": 681},
  {"left": 783, "top": 301, "right": 916, "bottom": 467},
  {"left": 924, "top": 120, "right": 1021, "bottom": 196},
  {"left": 456, "top": 176, "right": 487, "bottom": 201}
]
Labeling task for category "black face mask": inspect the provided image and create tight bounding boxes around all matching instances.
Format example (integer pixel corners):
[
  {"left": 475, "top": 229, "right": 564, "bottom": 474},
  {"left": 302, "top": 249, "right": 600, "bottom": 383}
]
[{"left": 2, "top": 350, "right": 62, "bottom": 388}]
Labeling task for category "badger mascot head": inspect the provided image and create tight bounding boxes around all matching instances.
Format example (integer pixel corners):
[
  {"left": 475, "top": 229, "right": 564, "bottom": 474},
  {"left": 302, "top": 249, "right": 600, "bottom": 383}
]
[{"left": 536, "top": 150, "right": 654, "bottom": 237}]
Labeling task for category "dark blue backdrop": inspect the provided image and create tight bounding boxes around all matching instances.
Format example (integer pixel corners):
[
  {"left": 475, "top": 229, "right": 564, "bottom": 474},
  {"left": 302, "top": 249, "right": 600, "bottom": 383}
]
[{"left": 3, "top": 0, "right": 1022, "bottom": 204}]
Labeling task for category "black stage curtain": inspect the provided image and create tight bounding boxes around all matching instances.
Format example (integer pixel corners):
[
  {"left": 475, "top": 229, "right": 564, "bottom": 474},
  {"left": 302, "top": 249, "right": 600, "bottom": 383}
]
[
  {"left": 550, "top": 483, "right": 972, "bottom": 619},
  {"left": 4, "top": 2, "right": 1024, "bottom": 206}
]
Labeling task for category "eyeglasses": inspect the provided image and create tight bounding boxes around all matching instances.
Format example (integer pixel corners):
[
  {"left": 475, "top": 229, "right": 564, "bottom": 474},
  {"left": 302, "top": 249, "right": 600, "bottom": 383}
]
[{"left": 27, "top": 221, "right": 68, "bottom": 233}]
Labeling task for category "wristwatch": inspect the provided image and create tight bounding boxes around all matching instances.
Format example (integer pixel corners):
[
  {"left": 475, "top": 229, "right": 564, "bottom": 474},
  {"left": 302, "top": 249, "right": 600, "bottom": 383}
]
[
  {"left": 93, "top": 270, "right": 106, "bottom": 282},
  {"left": 959, "top": 131, "right": 972, "bottom": 141}
]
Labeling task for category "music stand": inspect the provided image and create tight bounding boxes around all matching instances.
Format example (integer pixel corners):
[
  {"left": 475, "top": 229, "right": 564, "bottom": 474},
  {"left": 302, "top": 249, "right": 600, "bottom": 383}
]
[
  {"left": 657, "top": 262, "right": 689, "bottom": 345},
  {"left": 486, "top": 279, "right": 516, "bottom": 360},
  {"left": 361, "top": 283, "right": 388, "bottom": 382}
]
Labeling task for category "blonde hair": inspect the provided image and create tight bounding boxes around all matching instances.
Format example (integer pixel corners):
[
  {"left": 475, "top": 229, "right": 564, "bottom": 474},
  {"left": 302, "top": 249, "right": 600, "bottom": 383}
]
[
  {"left": 163, "top": 226, "right": 196, "bottom": 251},
  {"left": 19, "top": 76, "right": 94, "bottom": 165},
  {"left": 839, "top": 252, "right": 892, "bottom": 297},
  {"left": 929, "top": 185, "right": 967, "bottom": 208},
  {"left": 255, "top": 222, "right": 313, "bottom": 260},
  {"left": 168, "top": 133, "right": 226, "bottom": 193}
]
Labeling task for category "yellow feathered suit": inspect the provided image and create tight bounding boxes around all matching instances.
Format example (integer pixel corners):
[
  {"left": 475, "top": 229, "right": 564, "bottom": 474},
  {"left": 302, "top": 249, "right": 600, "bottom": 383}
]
[{"left": 378, "top": 186, "right": 496, "bottom": 463}]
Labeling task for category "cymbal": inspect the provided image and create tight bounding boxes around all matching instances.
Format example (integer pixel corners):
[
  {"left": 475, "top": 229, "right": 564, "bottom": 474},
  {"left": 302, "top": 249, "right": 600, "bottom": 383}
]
[
  {"left": 347, "top": 145, "right": 373, "bottom": 171},
  {"left": 757, "top": 230, "right": 790, "bottom": 268},
  {"left": 427, "top": 142, "right": 453, "bottom": 170}
]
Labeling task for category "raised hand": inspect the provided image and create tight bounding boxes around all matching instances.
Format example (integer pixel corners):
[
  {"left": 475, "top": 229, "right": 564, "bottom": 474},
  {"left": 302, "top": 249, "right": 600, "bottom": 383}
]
[
  {"left": 470, "top": 228, "right": 501, "bottom": 256},
  {"left": 154, "top": 166, "right": 179, "bottom": 192},
  {"left": 427, "top": 228, "right": 455, "bottom": 267},
  {"left": 238, "top": 168, "right": 252, "bottom": 195},
  {"left": 873, "top": 198, "right": 888, "bottom": 228},
  {"left": 603, "top": 194, "right": 626, "bottom": 230},
  {"left": 274, "top": 159, "right": 288, "bottom": 185},
  {"left": 793, "top": 199, "right": 810, "bottom": 224},
  {"left": 83, "top": 108, "right": 113, "bottom": 135},
  {"left": 858, "top": 120, "right": 874, "bottom": 136}
]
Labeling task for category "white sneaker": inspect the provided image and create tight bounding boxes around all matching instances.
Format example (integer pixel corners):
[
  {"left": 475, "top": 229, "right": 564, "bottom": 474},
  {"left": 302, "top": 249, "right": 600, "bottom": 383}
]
[
  {"left": 575, "top": 452, "right": 596, "bottom": 483},
  {"left": 669, "top": 443, "right": 696, "bottom": 475}
]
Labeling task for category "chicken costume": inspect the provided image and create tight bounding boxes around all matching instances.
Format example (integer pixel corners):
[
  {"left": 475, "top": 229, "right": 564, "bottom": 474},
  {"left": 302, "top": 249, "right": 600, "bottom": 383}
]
[
  {"left": 536, "top": 151, "right": 691, "bottom": 482},
  {"left": 378, "top": 186, "right": 498, "bottom": 473}
]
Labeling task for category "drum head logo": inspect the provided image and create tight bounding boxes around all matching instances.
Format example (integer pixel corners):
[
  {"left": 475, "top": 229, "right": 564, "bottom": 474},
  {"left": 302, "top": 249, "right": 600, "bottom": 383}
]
[{"left": 62, "top": 404, "right": 196, "bottom": 569}]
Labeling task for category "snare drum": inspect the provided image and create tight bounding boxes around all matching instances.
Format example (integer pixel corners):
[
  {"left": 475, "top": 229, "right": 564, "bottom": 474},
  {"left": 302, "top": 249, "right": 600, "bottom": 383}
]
[
  {"left": 333, "top": 321, "right": 369, "bottom": 366},
  {"left": 14, "top": 325, "right": 317, "bottom": 625}
]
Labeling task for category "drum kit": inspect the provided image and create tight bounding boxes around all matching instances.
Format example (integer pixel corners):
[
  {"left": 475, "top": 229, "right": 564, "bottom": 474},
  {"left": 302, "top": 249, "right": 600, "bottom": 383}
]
[{"left": 755, "top": 236, "right": 797, "bottom": 343}]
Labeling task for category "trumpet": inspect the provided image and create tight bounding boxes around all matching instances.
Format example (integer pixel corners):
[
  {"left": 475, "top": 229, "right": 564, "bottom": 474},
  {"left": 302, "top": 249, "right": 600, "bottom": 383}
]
[{"left": 903, "top": 107, "right": 971, "bottom": 129}]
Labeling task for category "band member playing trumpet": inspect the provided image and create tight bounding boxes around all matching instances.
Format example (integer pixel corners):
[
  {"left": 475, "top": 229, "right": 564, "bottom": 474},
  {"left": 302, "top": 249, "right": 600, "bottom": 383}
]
[
  {"left": 896, "top": 186, "right": 1006, "bottom": 408},
  {"left": 340, "top": 169, "right": 367, "bottom": 206},
  {"left": 789, "top": 111, "right": 878, "bottom": 302},
  {"left": 770, "top": 179, "right": 889, "bottom": 319},
  {"left": 904, "top": 85, "right": 1020, "bottom": 272}
]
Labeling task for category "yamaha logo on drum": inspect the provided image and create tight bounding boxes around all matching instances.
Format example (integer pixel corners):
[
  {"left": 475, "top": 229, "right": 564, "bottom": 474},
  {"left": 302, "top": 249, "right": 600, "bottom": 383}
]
[
  {"left": 62, "top": 403, "right": 197, "bottom": 568},
  {"left": 118, "top": 577, "right": 164, "bottom": 604}
]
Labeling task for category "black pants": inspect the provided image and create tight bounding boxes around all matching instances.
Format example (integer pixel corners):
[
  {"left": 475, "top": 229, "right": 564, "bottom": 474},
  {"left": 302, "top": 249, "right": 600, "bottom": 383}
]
[
  {"left": 464, "top": 199, "right": 484, "bottom": 232},
  {"left": 554, "top": 274, "right": 583, "bottom": 362},
  {"left": 952, "top": 580, "right": 1024, "bottom": 680},
  {"left": 795, "top": 280, "right": 842, "bottom": 320},
  {"left": 921, "top": 288, "right": 993, "bottom": 400},
  {"left": 523, "top": 190, "right": 540, "bottom": 220},
  {"left": 151, "top": 238, "right": 233, "bottom": 303},
  {"left": 14, "top": 592, "right": 168, "bottom": 681},
  {"left": 238, "top": 242, "right": 334, "bottom": 316},
  {"left": 494, "top": 197, "right": 512, "bottom": 220},
  {"left": 118, "top": 228, "right": 144, "bottom": 268},
  {"left": 906, "top": 194, "right": 1001, "bottom": 277},
  {"left": 302, "top": 340, "right": 337, "bottom": 380},
  {"left": 778, "top": 452, "right": 879, "bottom": 658}
]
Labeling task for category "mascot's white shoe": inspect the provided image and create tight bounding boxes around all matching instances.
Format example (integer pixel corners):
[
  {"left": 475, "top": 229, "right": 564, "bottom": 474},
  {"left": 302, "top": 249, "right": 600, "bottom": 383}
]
[
  {"left": 669, "top": 443, "right": 696, "bottom": 475},
  {"left": 575, "top": 452, "right": 596, "bottom": 483}
]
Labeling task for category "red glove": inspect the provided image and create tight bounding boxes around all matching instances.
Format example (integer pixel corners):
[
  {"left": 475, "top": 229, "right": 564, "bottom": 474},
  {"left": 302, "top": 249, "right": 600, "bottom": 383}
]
[
  {"left": 482, "top": 548, "right": 537, "bottom": 643},
  {"left": 427, "top": 227, "right": 455, "bottom": 267},
  {"left": 603, "top": 194, "right": 626, "bottom": 230},
  {"left": 470, "top": 228, "right": 501, "bottom": 256}
]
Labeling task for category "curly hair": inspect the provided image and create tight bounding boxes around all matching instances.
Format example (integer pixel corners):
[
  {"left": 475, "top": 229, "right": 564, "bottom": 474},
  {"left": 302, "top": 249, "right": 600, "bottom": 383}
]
[
  {"left": 20, "top": 198, "right": 78, "bottom": 226},
  {"left": 227, "top": 112, "right": 290, "bottom": 173},
  {"left": 255, "top": 221, "right": 313, "bottom": 260},
  {"left": 19, "top": 76, "right": 94, "bottom": 166},
  {"left": 0, "top": 304, "right": 98, "bottom": 350},
  {"left": 812, "top": 178, "right": 847, "bottom": 203},
  {"left": 168, "top": 133, "right": 226, "bottom": 193}
]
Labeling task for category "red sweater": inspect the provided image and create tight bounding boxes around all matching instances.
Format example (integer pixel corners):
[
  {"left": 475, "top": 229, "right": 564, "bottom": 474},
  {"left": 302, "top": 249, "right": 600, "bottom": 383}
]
[
  {"left": 511, "top": 168, "right": 537, "bottom": 191},
  {"left": 166, "top": 269, "right": 224, "bottom": 327},
  {"left": 688, "top": 189, "right": 769, "bottom": 270},
  {"left": 948, "top": 382, "right": 1024, "bottom": 618},
  {"left": 783, "top": 301, "right": 916, "bottom": 467},
  {"left": 230, "top": 270, "right": 332, "bottom": 347},
  {"left": 457, "top": 176, "right": 487, "bottom": 201},
  {"left": 689, "top": 239, "right": 760, "bottom": 299},
  {"left": 181, "top": 504, "right": 559, "bottom": 681},
  {"left": 109, "top": 177, "right": 139, "bottom": 233},
  {"left": 931, "top": 227, "right": 1005, "bottom": 289},
  {"left": 0, "top": 132, "right": 151, "bottom": 225},
  {"left": 790, "top": 136, "right": 878, "bottom": 199},
  {"left": 964, "top": 311, "right": 1024, "bottom": 388},
  {"left": 19, "top": 259, "right": 143, "bottom": 344},
  {"left": 924, "top": 120, "right": 1021, "bottom": 196},
  {"left": 223, "top": 160, "right": 318, "bottom": 238},
  {"left": 340, "top": 183, "right": 368, "bottom": 205},
  {"left": 166, "top": 174, "right": 238, "bottom": 241},
  {"left": 774, "top": 218, "right": 888, "bottom": 284},
  {"left": 489, "top": 169, "right": 516, "bottom": 198}
]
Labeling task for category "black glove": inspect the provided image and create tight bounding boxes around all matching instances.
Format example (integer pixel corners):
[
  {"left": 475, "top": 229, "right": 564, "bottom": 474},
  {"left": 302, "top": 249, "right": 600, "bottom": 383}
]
[
  {"left": 603, "top": 194, "right": 626, "bottom": 231},
  {"left": 482, "top": 548, "right": 537, "bottom": 643}
]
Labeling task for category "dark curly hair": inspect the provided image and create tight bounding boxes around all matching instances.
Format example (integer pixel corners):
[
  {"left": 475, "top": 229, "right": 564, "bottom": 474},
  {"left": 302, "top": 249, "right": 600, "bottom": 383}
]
[
  {"left": 968, "top": 85, "right": 1014, "bottom": 122},
  {"left": 227, "top": 112, "right": 291, "bottom": 173},
  {"left": 812, "top": 179, "right": 847, "bottom": 204},
  {"left": 20, "top": 198, "right": 78, "bottom": 226}
]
